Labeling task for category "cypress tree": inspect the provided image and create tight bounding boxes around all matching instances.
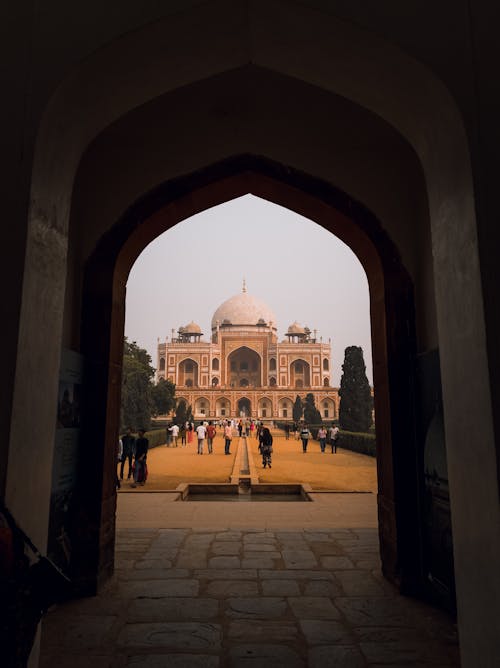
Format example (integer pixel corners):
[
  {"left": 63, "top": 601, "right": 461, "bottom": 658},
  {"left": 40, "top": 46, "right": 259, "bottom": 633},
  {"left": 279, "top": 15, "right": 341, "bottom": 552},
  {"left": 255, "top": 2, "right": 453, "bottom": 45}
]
[
  {"left": 339, "top": 346, "right": 372, "bottom": 432},
  {"left": 303, "top": 392, "right": 323, "bottom": 426},
  {"left": 293, "top": 395, "right": 303, "bottom": 422}
]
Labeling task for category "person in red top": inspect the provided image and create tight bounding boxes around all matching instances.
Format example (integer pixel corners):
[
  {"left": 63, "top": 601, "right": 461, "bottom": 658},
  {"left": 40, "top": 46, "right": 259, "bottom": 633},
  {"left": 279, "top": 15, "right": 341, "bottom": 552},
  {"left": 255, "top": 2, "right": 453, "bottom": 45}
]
[{"left": 206, "top": 421, "right": 217, "bottom": 454}]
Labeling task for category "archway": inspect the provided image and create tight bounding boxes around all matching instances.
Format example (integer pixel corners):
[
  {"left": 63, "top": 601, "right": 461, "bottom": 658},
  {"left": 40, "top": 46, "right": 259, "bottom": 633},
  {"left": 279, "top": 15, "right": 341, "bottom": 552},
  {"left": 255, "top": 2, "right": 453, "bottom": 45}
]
[
  {"left": 237, "top": 397, "right": 251, "bottom": 418},
  {"left": 227, "top": 346, "right": 262, "bottom": 388},
  {"left": 80, "top": 156, "right": 419, "bottom": 595},
  {"left": 178, "top": 358, "right": 199, "bottom": 387},
  {"left": 290, "top": 359, "right": 311, "bottom": 387}
]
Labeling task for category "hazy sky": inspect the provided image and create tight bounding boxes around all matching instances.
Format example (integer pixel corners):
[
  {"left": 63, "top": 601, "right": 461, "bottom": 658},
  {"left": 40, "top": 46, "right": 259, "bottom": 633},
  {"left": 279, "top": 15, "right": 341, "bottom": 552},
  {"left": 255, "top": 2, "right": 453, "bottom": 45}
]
[{"left": 125, "top": 195, "right": 373, "bottom": 385}]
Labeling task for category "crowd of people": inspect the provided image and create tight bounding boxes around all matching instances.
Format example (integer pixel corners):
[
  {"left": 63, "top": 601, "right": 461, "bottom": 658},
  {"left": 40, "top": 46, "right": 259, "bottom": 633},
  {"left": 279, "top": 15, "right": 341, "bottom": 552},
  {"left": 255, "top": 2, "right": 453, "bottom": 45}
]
[{"left": 117, "top": 420, "right": 341, "bottom": 488}]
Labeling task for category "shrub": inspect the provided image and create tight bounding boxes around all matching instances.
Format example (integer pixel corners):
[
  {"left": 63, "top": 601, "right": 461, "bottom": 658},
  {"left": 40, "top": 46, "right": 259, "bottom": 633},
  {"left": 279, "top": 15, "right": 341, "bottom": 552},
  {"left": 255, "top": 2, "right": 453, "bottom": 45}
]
[{"left": 338, "top": 430, "right": 376, "bottom": 457}]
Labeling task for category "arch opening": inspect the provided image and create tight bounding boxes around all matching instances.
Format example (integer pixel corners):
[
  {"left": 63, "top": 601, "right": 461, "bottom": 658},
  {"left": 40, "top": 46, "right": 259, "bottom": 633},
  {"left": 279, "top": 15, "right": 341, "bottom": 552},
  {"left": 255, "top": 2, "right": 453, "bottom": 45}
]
[{"left": 80, "top": 156, "right": 420, "bottom": 599}]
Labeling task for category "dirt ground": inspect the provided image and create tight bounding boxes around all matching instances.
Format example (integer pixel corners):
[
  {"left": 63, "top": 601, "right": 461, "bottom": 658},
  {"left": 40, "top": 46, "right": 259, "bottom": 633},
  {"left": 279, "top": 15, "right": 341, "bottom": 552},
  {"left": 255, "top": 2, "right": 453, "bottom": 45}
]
[{"left": 118, "top": 429, "right": 377, "bottom": 492}]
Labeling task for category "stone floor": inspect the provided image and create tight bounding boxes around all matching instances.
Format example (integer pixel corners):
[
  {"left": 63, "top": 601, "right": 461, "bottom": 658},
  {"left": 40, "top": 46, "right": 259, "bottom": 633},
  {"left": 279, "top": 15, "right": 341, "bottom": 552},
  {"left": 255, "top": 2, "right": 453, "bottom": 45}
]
[{"left": 40, "top": 495, "right": 460, "bottom": 667}]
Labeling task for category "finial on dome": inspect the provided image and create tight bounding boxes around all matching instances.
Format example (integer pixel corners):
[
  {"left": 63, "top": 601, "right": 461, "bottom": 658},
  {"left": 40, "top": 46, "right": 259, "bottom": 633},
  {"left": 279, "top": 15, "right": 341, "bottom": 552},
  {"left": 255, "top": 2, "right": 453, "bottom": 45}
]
[{"left": 242, "top": 278, "right": 247, "bottom": 293}]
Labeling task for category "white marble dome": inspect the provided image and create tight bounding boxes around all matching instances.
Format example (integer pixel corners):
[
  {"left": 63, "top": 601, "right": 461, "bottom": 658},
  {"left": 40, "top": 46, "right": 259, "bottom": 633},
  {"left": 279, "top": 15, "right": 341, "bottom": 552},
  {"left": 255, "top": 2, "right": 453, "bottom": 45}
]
[{"left": 211, "top": 290, "right": 276, "bottom": 329}]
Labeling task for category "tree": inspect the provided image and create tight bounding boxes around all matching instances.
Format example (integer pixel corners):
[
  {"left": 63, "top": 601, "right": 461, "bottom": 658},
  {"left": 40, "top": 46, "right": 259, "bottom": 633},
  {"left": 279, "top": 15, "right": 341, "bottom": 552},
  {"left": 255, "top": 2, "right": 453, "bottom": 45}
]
[
  {"left": 175, "top": 399, "right": 193, "bottom": 425},
  {"left": 303, "top": 392, "right": 322, "bottom": 426},
  {"left": 293, "top": 395, "right": 303, "bottom": 422},
  {"left": 339, "top": 346, "right": 372, "bottom": 432},
  {"left": 151, "top": 377, "right": 176, "bottom": 417},
  {"left": 121, "top": 338, "right": 155, "bottom": 431}
]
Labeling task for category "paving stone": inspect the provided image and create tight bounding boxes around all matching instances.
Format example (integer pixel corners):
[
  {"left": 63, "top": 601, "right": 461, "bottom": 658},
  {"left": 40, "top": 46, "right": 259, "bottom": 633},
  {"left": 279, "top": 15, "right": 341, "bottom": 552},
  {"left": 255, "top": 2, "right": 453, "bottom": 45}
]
[
  {"left": 353, "top": 558, "right": 382, "bottom": 570},
  {"left": 335, "top": 597, "right": 417, "bottom": 626},
  {"left": 123, "top": 579, "right": 199, "bottom": 598},
  {"left": 243, "top": 543, "right": 278, "bottom": 552},
  {"left": 176, "top": 551, "right": 208, "bottom": 569},
  {"left": 205, "top": 580, "right": 259, "bottom": 597},
  {"left": 225, "top": 597, "right": 287, "bottom": 619},
  {"left": 215, "top": 531, "right": 242, "bottom": 541},
  {"left": 302, "top": 531, "right": 333, "bottom": 542},
  {"left": 360, "top": 640, "right": 460, "bottom": 665},
  {"left": 42, "top": 615, "right": 117, "bottom": 649},
  {"left": 261, "top": 580, "right": 300, "bottom": 596},
  {"left": 132, "top": 567, "right": 189, "bottom": 578},
  {"left": 135, "top": 559, "right": 175, "bottom": 569},
  {"left": 308, "top": 542, "right": 345, "bottom": 556},
  {"left": 335, "top": 571, "right": 388, "bottom": 596},
  {"left": 303, "top": 580, "right": 343, "bottom": 597},
  {"left": 275, "top": 532, "right": 305, "bottom": 541},
  {"left": 127, "top": 655, "right": 219, "bottom": 667},
  {"left": 211, "top": 542, "right": 241, "bottom": 555},
  {"left": 288, "top": 597, "right": 340, "bottom": 619},
  {"left": 40, "top": 655, "right": 114, "bottom": 668},
  {"left": 228, "top": 620, "right": 299, "bottom": 642},
  {"left": 119, "top": 567, "right": 176, "bottom": 579},
  {"left": 319, "top": 556, "right": 355, "bottom": 569},
  {"left": 114, "top": 558, "right": 135, "bottom": 570},
  {"left": 243, "top": 534, "right": 277, "bottom": 544},
  {"left": 208, "top": 556, "right": 241, "bottom": 568},
  {"left": 142, "top": 549, "right": 179, "bottom": 560},
  {"left": 127, "top": 597, "right": 218, "bottom": 621},
  {"left": 117, "top": 622, "right": 222, "bottom": 649},
  {"left": 184, "top": 534, "right": 215, "bottom": 546},
  {"left": 282, "top": 550, "right": 318, "bottom": 569},
  {"left": 308, "top": 645, "right": 365, "bottom": 667},
  {"left": 242, "top": 557, "right": 278, "bottom": 569},
  {"left": 299, "top": 619, "right": 355, "bottom": 644},
  {"left": 243, "top": 550, "right": 281, "bottom": 559},
  {"left": 195, "top": 569, "right": 257, "bottom": 580},
  {"left": 228, "top": 644, "right": 304, "bottom": 667},
  {"left": 259, "top": 570, "right": 333, "bottom": 581}
]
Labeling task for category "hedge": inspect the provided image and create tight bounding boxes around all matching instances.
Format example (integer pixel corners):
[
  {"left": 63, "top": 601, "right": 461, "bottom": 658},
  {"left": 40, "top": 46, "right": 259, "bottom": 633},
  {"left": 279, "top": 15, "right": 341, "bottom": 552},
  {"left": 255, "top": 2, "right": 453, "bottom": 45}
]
[
  {"left": 337, "top": 430, "right": 376, "bottom": 457},
  {"left": 120, "top": 429, "right": 166, "bottom": 449}
]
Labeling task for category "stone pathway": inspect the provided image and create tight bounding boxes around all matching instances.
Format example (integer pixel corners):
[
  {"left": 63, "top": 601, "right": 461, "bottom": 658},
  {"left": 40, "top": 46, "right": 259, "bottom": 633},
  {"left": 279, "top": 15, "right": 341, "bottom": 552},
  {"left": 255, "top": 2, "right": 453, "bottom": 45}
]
[{"left": 40, "top": 521, "right": 459, "bottom": 667}]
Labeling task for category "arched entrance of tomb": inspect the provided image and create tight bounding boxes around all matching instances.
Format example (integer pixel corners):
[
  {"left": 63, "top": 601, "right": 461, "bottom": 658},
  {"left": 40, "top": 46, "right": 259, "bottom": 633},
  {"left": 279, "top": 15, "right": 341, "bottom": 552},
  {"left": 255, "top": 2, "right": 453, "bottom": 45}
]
[
  {"left": 227, "top": 347, "right": 262, "bottom": 388},
  {"left": 279, "top": 397, "right": 293, "bottom": 419},
  {"left": 237, "top": 397, "right": 252, "bottom": 418},
  {"left": 215, "top": 397, "right": 230, "bottom": 418},
  {"left": 79, "top": 156, "right": 420, "bottom": 596},
  {"left": 290, "top": 359, "right": 311, "bottom": 388},
  {"left": 258, "top": 397, "right": 273, "bottom": 420},
  {"left": 178, "top": 359, "right": 198, "bottom": 387}
]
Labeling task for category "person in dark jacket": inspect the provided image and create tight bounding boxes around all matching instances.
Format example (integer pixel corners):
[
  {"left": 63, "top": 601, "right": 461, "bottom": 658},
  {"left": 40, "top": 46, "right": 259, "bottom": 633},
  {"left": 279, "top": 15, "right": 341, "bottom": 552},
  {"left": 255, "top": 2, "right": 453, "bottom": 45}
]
[
  {"left": 132, "top": 429, "right": 149, "bottom": 487},
  {"left": 120, "top": 427, "right": 136, "bottom": 480},
  {"left": 259, "top": 426, "right": 273, "bottom": 468}
]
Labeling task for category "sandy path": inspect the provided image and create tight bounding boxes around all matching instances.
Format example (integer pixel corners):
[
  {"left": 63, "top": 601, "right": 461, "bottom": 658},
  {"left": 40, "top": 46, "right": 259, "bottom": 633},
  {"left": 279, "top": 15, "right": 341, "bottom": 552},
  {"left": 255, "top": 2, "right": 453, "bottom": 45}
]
[{"left": 118, "top": 429, "right": 377, "bottom": 492}]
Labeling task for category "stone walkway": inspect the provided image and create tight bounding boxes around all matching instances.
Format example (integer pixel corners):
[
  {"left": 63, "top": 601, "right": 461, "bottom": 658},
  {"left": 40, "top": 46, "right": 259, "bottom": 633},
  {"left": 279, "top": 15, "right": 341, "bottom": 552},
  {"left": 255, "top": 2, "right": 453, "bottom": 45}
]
[{"left": 40, "top": 496, "right": 459, "bottom": 667}]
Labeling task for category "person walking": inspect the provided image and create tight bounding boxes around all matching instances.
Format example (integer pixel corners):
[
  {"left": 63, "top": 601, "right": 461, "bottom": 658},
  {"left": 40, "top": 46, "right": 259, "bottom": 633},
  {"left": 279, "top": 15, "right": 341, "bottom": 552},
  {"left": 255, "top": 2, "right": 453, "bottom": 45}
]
[
  {"left": 284, "top": 423, "right": 290, "bottom": 440},
  {"left": 120, "top": 427, "right": 136, "bottom": 480},
  {"left": 259, "top": 426, "right": 273, "bottom": 468},
  {"left": 187, "top": 421, "right": 194, "bottom": 445},
  {"left": 165, "top": 424, "right": 173, "bottom": 447},
  {"left": 116, "top": 437, "right": 123, "bottom": 489},
  {"left": 196, "top": 421, "right": 206, "bottom": 454},
  {"left": 224, "top": 421, "right": 233, "bottom": 454},
  {"left": 329, "top": 424, "right": 339, "bottom": 453},
  {"left": 317, "top": 426, "right": 327, "bottom": 453},
  {"left": 132, "top": 429, "right": 149, "bottom": 487},
  {"left": 300, "top": 424, "right": 311, "bottom": 453},
  {"left": 180, "top": 422, "right": 186, "bottom": 446},
  {"left": 238, "top": 420, "right": 243, "bottom": 438},
  {"left": 206, "top": 421, "right": 216, "bottom": 454},
  {"left": 170, "top": 423, "right": 179, "bottom": 447}
]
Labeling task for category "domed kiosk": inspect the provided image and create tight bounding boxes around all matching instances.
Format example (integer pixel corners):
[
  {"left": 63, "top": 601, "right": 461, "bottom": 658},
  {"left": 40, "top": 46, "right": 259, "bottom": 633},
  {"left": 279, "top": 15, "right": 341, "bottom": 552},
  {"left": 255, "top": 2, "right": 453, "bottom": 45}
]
[{"left": 157, "top": 283, "right": 338, "bottom": 421}]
